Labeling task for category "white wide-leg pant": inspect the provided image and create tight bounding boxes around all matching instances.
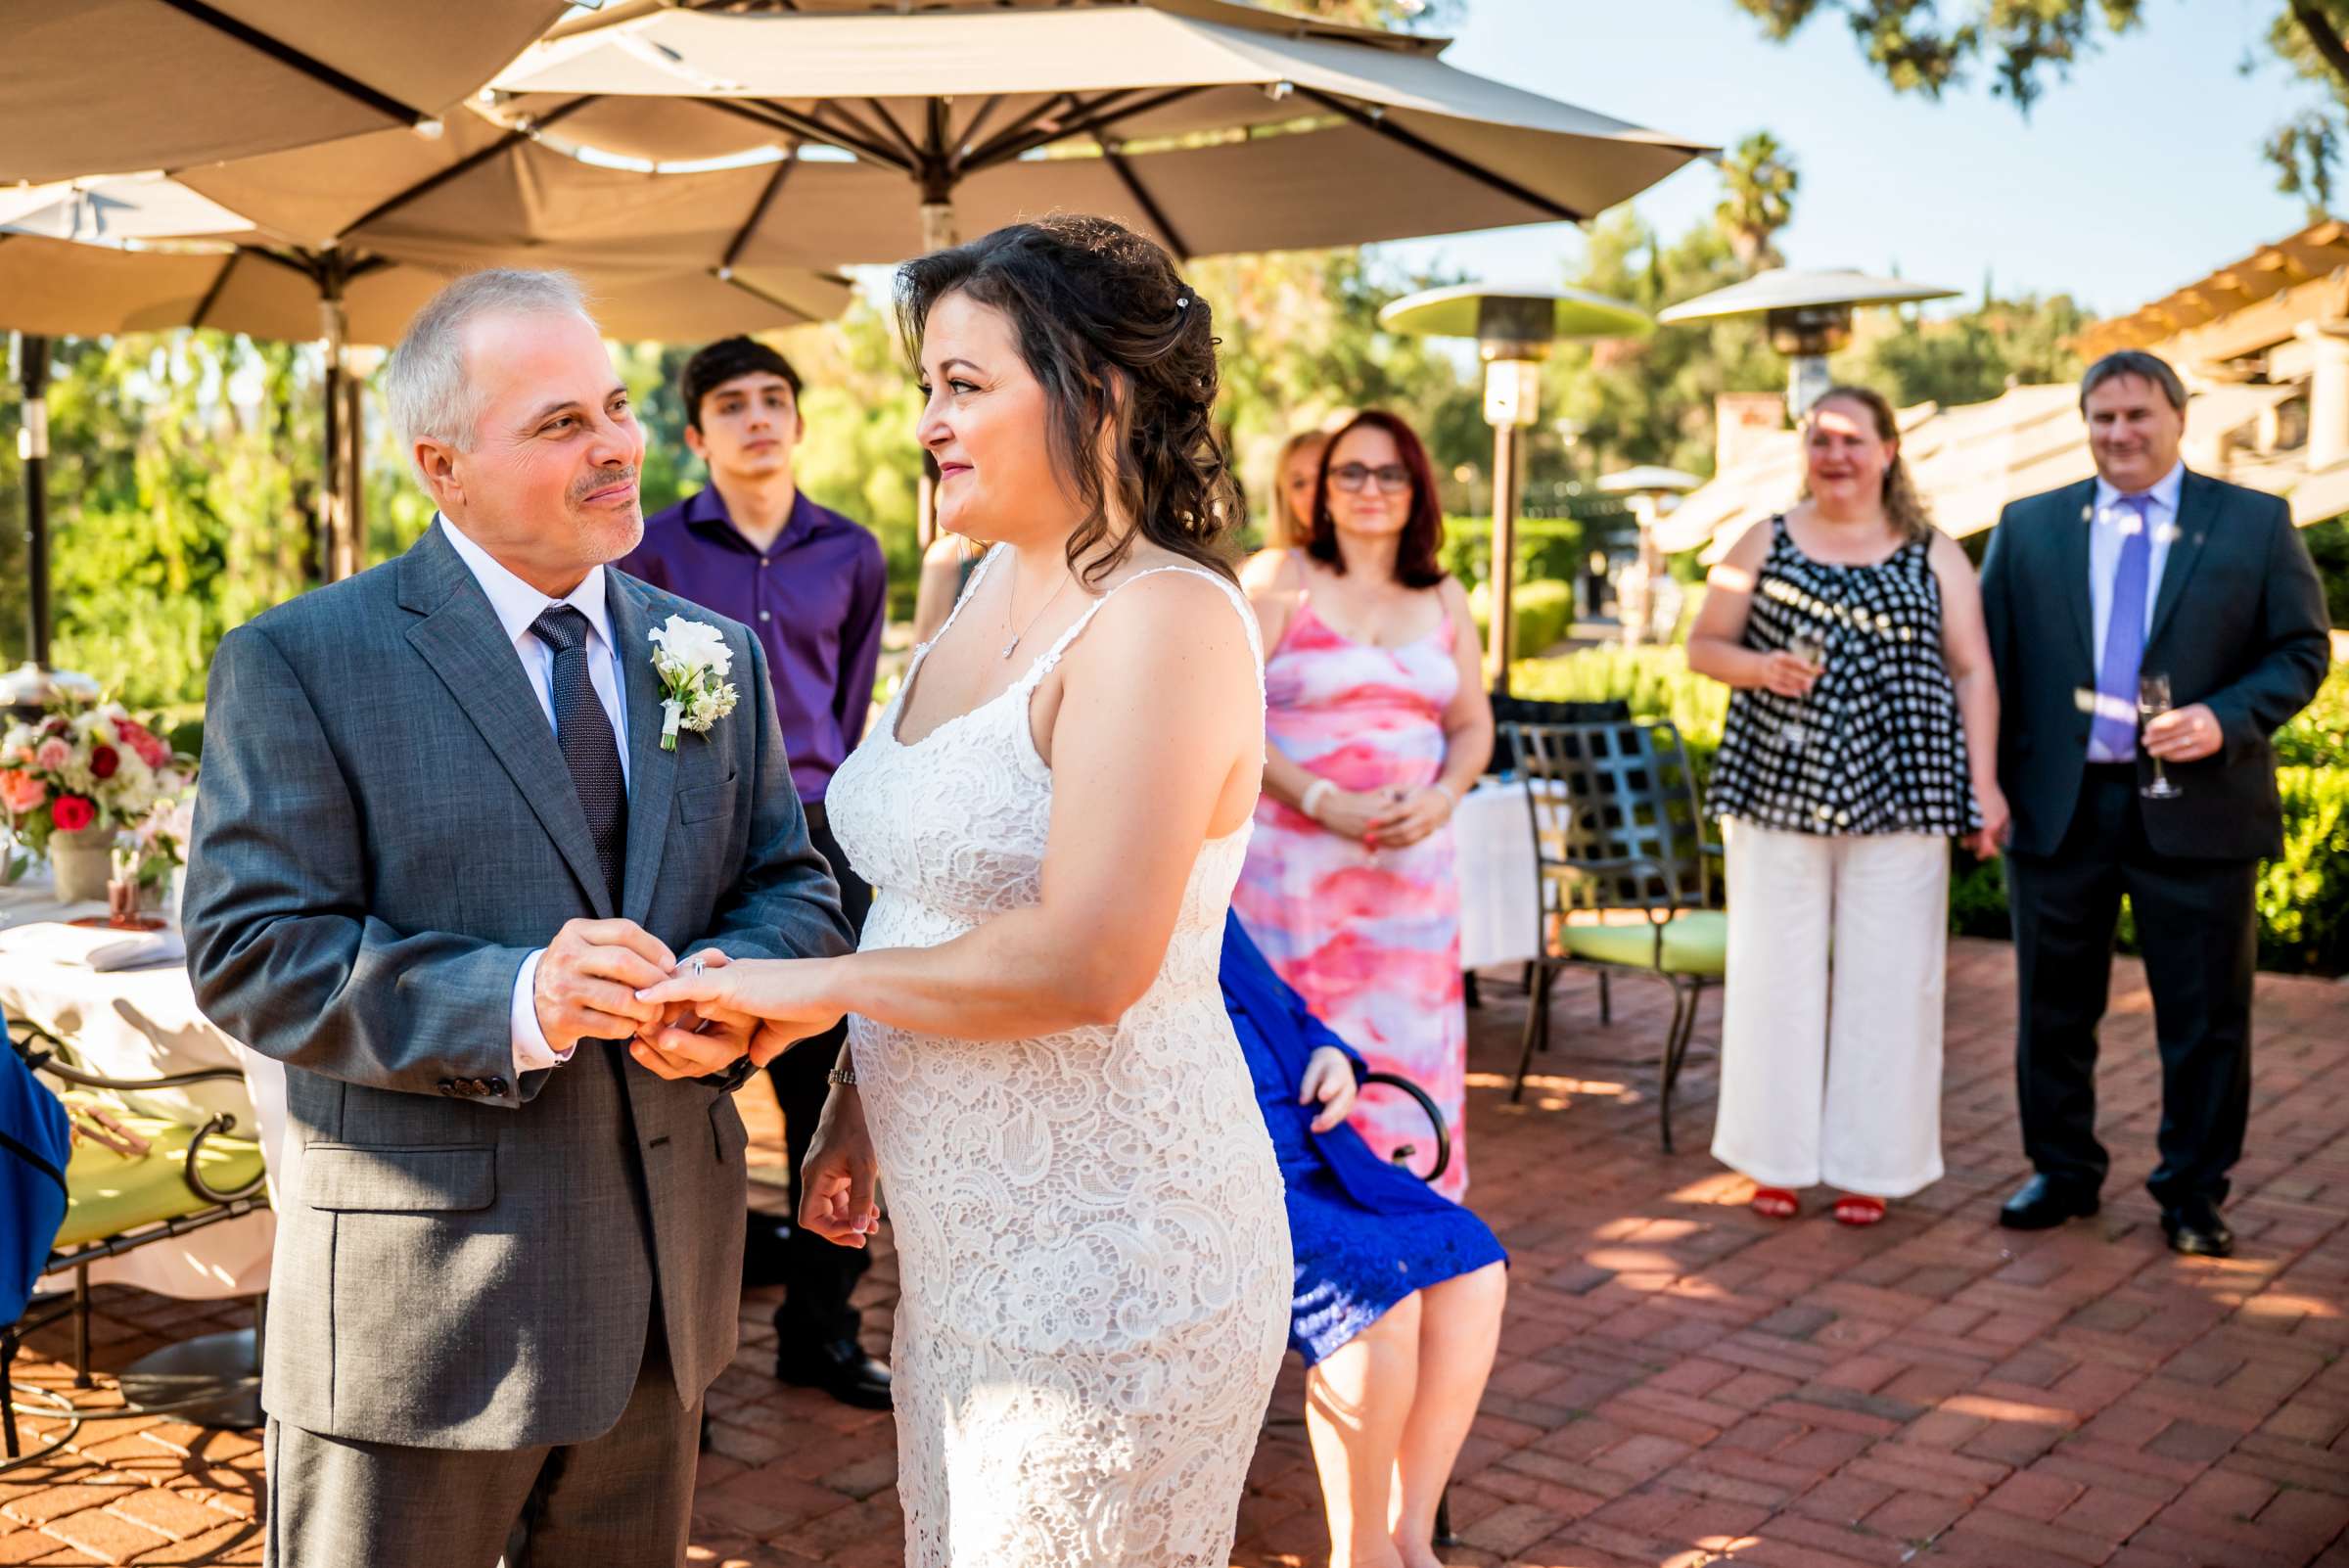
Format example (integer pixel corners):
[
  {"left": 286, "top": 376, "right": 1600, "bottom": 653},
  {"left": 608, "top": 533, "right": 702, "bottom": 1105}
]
[{"left": 1711, "top": 819, "right": 1950, "bottom": 1198}]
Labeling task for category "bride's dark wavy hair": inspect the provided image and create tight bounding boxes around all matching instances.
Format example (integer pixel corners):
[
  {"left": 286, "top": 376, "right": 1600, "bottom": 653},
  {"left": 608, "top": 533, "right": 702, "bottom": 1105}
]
[{"left": 895, "top": 214, "right": 1239, "bottom": 587}]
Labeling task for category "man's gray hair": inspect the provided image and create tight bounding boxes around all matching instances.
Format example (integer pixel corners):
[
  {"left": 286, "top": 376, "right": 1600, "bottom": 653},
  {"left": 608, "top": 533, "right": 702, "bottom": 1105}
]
[
  {"left": 2080, "top": 349, "right": 2188, "bottom": 415},
  {"left": 387, "top": 269, "right": 596, "bottom": 481}
]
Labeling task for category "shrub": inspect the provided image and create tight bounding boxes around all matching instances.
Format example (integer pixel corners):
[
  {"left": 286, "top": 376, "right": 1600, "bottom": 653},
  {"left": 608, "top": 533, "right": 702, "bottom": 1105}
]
[
  {"left": 1508, "top": 644, "right": 1728, "bottom": 760},
  {"left": 1468, "top": 579, "right": 1577, "bottom": 660},
  {"left": 2277, "top": 662, "right": 2349, "bottom": 770}
]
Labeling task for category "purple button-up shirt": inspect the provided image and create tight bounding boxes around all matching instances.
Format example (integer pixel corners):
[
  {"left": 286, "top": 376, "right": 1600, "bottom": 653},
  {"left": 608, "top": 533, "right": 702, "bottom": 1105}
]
[{"left": 620, "top": 486, "right": 886, "bottom": 804}]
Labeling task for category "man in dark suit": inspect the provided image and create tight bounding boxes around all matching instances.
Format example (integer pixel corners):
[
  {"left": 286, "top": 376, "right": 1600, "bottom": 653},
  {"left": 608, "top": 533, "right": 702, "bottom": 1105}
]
[{"left": 1980, "top": 349, "right": 2330, "bottom": 1257}]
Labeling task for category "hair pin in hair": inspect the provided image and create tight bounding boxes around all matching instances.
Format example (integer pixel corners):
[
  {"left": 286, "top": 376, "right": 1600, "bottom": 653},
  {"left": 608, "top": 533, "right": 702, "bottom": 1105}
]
[{"left": 1174, "top": 296, "right": 1191, "bottom": 310}]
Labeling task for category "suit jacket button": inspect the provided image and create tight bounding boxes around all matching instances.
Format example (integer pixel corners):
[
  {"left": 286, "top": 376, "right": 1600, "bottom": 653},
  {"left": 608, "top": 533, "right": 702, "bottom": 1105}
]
[{"left": 486, "top": 1077, "right": 510, "bottom": 1097}]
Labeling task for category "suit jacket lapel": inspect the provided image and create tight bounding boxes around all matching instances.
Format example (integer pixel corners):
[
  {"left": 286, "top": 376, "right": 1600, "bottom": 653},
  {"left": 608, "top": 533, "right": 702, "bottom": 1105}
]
[
  {"left": 2053, "top": 479, "right": 2097, "bottom": 673},
  {"left": 398, "top": 525, "right": 614, "bottom": 919},
  {"left": 2144, "top": 469, "right": 2218, "bottom": 654},
  {"left": 608, "top": 576, "right": 676, "bottom": 929}
]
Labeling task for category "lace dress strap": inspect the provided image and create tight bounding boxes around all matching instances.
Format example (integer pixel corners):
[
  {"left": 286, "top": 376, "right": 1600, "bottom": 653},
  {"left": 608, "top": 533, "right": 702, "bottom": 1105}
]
[
  {"left": 905, "top": 543, "right": 1004, "bottom": 686},
  {"left": 1019, "top": 564, "right": 1266, "bottom": 696}
]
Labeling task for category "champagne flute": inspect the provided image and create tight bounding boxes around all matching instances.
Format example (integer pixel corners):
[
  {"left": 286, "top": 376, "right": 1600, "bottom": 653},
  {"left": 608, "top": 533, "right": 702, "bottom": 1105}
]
[
  {"left": 2140, "top": 672, "right": 2184, "bottom": 800},
  {"left": 1780, "top": 626, "right": 1826, "bottom": 749}
]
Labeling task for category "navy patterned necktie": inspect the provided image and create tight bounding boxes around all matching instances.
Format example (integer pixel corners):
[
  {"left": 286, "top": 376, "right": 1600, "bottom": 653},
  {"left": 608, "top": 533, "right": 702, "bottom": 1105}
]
[{"left": 530, "top": 605, "right": 626, "bottom": 903}]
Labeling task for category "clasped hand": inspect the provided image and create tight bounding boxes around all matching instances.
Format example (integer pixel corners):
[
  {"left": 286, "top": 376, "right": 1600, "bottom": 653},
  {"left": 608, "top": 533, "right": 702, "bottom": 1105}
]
[{"left": 530, "top": 917, "right": 763, "bottom": 1081}]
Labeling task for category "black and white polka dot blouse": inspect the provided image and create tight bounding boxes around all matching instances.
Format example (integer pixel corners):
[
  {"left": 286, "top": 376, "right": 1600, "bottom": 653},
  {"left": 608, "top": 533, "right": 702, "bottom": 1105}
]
[{"left": 1706, "top": 515, "right": 1979, "bottom": 837}]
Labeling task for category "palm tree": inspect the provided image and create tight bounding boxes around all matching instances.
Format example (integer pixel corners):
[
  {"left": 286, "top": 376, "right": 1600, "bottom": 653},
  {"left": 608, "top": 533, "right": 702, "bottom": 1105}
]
[{"left": 1715, "top": 130, "right": 1800, "bottom": 272}]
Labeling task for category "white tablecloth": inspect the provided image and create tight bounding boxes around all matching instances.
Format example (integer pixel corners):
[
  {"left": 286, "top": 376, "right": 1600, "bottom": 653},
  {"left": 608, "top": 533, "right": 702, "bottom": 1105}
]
[
  {"left": 1454, "top": 781, "right": 1542, "bottom": 971},
  {"left": 0, "top": 877, "right": 279, "bottom": 1299}
]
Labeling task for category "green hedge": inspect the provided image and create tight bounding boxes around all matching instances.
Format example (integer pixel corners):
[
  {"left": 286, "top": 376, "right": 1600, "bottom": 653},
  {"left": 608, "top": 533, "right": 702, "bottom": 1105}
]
[
  {"left": 1468, "top": 578, "right": 1576, "bottom": 660},
  {"left": 1514, "top": 646, "right": 2349, "bottom": 976}
]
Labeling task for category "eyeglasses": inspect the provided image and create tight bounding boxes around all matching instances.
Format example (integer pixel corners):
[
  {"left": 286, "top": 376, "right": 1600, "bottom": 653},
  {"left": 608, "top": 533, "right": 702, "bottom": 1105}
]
[{"left": 1328, "top": 462, "right": 1412, "bottom": 494}]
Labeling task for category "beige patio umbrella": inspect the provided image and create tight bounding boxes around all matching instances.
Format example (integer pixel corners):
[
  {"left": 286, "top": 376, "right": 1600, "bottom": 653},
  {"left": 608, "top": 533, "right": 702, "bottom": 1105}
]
[
  {"left": 0, "top": 0, "right": 575, "bottom": 184},
  {"left": 181, "top": 0, "right": 1711, "bottom": 266},
  {"left": 0, "top": 205, "right": 852, "bottom": 585}
]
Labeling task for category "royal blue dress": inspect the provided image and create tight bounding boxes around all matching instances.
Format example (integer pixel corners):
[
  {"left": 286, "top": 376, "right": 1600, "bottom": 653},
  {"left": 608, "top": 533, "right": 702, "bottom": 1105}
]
[{"left": 1221, "top": 911, "right": 1507, "bottom": 1366}]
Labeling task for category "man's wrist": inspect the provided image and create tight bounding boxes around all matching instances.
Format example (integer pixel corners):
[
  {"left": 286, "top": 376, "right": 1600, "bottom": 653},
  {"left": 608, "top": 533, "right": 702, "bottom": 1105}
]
[{"left": 511, "top": 948, "right": 574, "bottom": 1073}]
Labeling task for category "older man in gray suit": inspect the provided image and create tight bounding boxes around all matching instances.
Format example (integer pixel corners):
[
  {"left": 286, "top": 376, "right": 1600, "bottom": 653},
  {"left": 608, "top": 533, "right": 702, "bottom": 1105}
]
[{"left": 185, "top": 269, "right": 853, "bottom": 1566}]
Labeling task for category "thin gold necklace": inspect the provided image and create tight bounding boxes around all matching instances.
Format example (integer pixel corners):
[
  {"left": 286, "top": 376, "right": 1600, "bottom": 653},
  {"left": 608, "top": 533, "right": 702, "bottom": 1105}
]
[{"left": 1000, "top": 554, "right": 1076, "bottom": 661}]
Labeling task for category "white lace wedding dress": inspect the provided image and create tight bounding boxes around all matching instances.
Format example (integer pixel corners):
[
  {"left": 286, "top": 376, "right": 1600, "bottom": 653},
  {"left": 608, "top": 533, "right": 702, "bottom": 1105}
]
[{"left": 824, "top": 549, "right": 1290, "bottom": 1568}]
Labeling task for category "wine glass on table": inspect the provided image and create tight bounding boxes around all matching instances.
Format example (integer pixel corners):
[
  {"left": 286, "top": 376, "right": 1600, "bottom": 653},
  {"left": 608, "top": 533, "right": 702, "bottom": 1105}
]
[
  {"left": 1780, "top": 625, "right": 1827, "bottom": 749},
  {"left": 2140, "top": 672, "right": 2184, "bottom": 800}
]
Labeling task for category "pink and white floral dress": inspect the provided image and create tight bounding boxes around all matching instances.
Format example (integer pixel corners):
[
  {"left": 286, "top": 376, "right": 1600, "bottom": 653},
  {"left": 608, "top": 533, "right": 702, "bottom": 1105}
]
[{"left": 1232, "top": 591, "right": 1470, "bottom": 1198}]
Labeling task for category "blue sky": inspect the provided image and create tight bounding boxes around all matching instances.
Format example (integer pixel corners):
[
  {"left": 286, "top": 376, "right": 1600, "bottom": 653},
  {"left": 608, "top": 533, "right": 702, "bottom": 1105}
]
[{"left": 1374, "top": 0, "right": 2321, "bottom": 319}]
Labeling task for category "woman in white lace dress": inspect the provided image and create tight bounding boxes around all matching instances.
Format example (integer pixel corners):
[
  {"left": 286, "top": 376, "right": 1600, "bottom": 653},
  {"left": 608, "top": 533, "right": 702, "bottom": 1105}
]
[{"left": 639, "top": 215, "right": 1290, "bottom": 1567}]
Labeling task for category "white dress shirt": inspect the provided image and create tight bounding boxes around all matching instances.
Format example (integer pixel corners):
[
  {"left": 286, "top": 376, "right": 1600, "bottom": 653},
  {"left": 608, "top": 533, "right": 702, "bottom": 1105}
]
[
  {"left": 2085, "top": 461, "right": 2184, "bottom": 763},
  {"left": 439, "top": 517, "right": 631, "bottom": 1075}
]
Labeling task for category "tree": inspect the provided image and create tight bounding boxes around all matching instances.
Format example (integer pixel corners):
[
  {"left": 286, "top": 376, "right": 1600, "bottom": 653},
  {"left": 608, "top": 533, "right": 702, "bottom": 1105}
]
[
  {"left": 1728, "top": 0, "right": 2349, "bottom": 212},
  {"left": 1849, "top": 290, "right": 2091, "bottom": 408},
  {"left": 1715, "top": 131, "right": 1800, "bottom": 271},
  {"left": 1543, "top": 208, "right": 1787, "bottom": 481}
]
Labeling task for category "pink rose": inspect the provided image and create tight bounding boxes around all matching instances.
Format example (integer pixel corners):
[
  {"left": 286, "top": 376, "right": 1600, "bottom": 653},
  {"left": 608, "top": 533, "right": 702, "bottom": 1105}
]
[
  {"left": 114, "top": 718, "right": 172, "bottom": 770},
  {"left": 0, "top": 770, "right": 45, "bottom": 814},
  {"left": 34, "top": 738, "right": 70, "bottom": 772}
]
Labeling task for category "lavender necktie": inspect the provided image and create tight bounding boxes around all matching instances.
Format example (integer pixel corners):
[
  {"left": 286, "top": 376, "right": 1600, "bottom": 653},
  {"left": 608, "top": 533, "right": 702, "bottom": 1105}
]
[{"left": 2090, "top": 493, "right": 2152, "bottom": 761}]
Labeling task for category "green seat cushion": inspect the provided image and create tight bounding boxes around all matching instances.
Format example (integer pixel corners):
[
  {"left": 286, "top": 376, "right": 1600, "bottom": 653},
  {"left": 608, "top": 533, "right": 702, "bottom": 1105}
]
[
  {"left": 1554, "top": 910, "right": 1727, "bottom": 978},
  {"left": 51, "top": 1104, "right": 265, "bottom": 1252}
]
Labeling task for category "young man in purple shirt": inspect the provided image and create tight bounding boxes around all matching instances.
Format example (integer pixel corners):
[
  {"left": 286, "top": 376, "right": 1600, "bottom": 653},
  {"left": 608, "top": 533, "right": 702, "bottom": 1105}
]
[{"left": 619, "top": 337, "right": 889, "bottom": 1408}]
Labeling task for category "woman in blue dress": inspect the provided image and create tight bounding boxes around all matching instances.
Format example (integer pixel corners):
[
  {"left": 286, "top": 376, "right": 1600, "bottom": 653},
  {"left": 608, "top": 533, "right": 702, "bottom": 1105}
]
[{"left": 1221, "top": 911, "right": 1507, "bottom": 1568}]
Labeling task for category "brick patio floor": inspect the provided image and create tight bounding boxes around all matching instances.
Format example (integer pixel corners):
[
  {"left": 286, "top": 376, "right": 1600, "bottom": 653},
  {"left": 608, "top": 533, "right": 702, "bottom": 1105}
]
[{"left": 6, "top": 937, "right": 2348, "bottom": 1566}]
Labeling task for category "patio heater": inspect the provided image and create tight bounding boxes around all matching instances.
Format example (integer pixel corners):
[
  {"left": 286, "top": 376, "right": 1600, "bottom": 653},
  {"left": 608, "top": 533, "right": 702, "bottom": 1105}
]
[
  {"left": 1378, "top": 286, "right": 1649, "bottom": 696},
  {"left": 1658, "top": 268, "right": 1958, "bottom": 420},
  {"left": 1596, "top": 465, "right": 1699, "bottom": 646}
]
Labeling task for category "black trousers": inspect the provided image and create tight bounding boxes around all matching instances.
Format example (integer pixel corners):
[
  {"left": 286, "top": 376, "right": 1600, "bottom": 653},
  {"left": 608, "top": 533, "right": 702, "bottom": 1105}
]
[
  {"left": 2006, "top": 765, "right": 2258, "bottom": 1209},
  {"left": 766, "top": 800, "right": 872, "bottom": 1344}
]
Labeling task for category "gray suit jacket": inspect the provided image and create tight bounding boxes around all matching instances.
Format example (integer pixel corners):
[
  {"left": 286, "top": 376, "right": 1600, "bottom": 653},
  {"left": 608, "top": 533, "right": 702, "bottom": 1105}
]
[
  {"left": 184, "top": 521, "right": 853, "bottom": 1451},
  {"left": 1980, "top": 470, "right": 2331, "bottom": 861}
]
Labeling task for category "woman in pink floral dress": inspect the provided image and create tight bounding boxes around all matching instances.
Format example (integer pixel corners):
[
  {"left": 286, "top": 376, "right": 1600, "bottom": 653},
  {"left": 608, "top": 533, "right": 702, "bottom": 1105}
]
[{"left": 1236, "top": 409, "right": 1494, "bottom": 1198}]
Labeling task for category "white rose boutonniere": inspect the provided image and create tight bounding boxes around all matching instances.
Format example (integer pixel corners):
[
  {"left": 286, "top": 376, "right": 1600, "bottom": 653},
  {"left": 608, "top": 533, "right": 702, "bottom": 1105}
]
[{"left": 648, "top": 615, "right": 740, "bottom": 751}]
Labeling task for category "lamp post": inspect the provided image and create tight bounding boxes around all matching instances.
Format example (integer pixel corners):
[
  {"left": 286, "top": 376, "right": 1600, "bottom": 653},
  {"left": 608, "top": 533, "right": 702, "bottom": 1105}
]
[
  {"left": 1379, "top": 285, "right": 1649, "bottom": 696},
  {"left": 1657, "top": 268, "right": 1958, "bottom": 421}
]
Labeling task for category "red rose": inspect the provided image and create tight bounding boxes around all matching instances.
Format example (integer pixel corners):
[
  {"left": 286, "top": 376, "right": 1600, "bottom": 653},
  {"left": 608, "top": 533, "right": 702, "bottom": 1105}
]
[
  {"left": 40, "top": 717, "right": 69, "bottom": 738},
  {"left": 90, "top": 745, "right": 119, "bottom": 780},
  {"left": 51, "top": 795, "right": 95, "bottom": 833}
]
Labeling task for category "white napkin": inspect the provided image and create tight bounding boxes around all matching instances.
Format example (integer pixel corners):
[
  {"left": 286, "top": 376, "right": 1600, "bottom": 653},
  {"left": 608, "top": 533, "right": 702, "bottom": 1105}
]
[{"left": 0, "top": 920, "right": 186, "bottom": 971}]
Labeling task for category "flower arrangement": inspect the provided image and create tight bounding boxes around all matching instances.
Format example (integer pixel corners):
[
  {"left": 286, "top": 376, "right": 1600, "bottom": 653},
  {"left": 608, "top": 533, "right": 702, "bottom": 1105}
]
[
  {"left": 648, "top": 615, "right": 740, "bottom": 751},
  {"left": 0, "top": 698, "right": 195, "bottom": 855}
]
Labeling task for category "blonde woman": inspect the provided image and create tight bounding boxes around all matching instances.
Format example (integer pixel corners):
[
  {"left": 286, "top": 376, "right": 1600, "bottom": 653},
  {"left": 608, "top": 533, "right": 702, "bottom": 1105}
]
[
  {"left": 1261, "top": 426, "right": 1332, "bottom": 551},
  {"left": 1685, "top": 386, "right": 2004, "bottom": 1225}
]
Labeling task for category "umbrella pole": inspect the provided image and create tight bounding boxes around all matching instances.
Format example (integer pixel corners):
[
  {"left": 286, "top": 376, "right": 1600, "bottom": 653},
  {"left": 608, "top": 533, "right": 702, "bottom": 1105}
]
[
  {"left": 318, "top": 278, "right": 351, "bottom": 583},
  {"left": 16, "top": 333, "right": 51, "bottom": 669}
]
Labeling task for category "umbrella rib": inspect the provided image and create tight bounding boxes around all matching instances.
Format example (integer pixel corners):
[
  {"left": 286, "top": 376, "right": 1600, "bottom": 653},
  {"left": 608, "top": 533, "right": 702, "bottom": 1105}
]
[
  {"left": 721, "top": 158, "right": 796, "bottom": 274},
  {"left": 955, "top": 91, "right": 1085, "bottom": 170},
  {"left": 1095, "top": 141, "right": 1188, "bottom": 261},
  {"left": 814, "top": 100, "right": 919, "bottom": 169},
  {"left": 188, "top": 252, "right": 242, "bottom": 333},
  {"left": 151, "top": 0, "right": 433, "bottom": 131},
  {"left": 962, "top": 87, "right": 1205, "bottom": 173},
  {"left": 950, "top": 94, "right": 1007, "bottom": 168},
  {"left": 1295, "top": 88, "right": 1584, "bottom": 225},
  {"left": 340, "top": 97, "right": 599, "bottom": 239},
  {"left": 713, "top": 269, "right": 819, "bottom": 328},
  {"left": 733, "top": 99, "right": 908, "bottom": 172},
  {"left": 703, "top": 99, "right": 884, "bottom": 167},
  {"left": 860, "top": 99, "right": 929, "bottom": 169}
]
